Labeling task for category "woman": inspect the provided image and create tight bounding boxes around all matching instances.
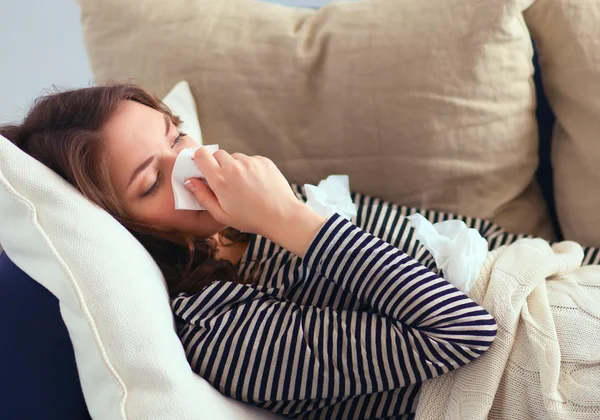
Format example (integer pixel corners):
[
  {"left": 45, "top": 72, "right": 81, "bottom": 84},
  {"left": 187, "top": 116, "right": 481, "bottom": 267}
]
[{"left": 1, "top": 85, "right": 497, "bottom": 419}]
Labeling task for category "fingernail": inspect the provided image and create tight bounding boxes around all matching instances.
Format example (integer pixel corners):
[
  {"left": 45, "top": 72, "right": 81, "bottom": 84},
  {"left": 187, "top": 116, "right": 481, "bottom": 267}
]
[{"left": 185, "top": 180, "right": 196, "bottom": 192}]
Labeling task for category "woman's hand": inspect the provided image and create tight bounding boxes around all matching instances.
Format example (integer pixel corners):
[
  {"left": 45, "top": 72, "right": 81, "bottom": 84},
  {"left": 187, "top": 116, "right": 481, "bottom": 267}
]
[{"left": 185, "top": 148, "right": 326, "bottom": 257}]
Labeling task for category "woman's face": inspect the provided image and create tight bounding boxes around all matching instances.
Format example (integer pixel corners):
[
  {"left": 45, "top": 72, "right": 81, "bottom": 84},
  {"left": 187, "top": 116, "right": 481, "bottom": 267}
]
[{"left": 102, "top": 100, "right": 226, "bottom": 238}]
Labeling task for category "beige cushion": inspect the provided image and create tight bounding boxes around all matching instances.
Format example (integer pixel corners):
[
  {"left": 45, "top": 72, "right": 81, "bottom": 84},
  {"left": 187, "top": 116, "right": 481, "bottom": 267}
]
[
  {"left": 79, "top": 0, "right": 553, "bottom": 238},
  {"left": 525, "top": 1, "right": 600, "bottom": 246}
]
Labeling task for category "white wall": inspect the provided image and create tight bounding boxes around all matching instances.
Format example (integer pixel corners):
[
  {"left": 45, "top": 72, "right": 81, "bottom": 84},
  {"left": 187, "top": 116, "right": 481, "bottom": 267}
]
[
  {"left": 0, "top": 0, "right": 94, "bottom": 125},
  {"left": 0, "top": 0, "right": 95, "bottom": 254},
  {"left": 0, "top": 0, "right": 346, "bottom": 125},
  {"left": 261, "top": 0, "right": 337, "bottom": 6}
]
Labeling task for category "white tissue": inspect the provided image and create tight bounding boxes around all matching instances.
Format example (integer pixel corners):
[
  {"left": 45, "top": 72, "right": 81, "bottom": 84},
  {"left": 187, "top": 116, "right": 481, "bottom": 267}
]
[
  {"left": 407, "top": 213, "right": 488, "bottom": 293},
  {"left": 304, "top": 175, "right": 357, "bottom": 220},
  {"left": 171, "top": 145, "right": 219, "bottom": 210}
]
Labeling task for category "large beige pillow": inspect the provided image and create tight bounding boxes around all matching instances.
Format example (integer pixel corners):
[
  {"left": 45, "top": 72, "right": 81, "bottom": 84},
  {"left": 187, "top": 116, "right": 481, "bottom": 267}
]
[
  {"left": 79, "top": 0, "right": 553, "bottom": 238},
  {"left": 525, "top": 1, "right": 600, "bottom": 246}
]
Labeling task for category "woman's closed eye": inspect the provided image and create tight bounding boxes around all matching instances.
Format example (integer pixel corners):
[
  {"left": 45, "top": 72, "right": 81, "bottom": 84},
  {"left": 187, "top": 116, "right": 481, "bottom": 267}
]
[
  {"left": 143, "top": 171, "right": 162, "bottom": 198},
  {"left": 141, "top": 132, "right": 187, "bottom": 198}
]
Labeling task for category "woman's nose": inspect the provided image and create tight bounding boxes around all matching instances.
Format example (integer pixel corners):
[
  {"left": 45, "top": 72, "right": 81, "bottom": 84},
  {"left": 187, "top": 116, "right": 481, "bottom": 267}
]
[
  {"left": 163, "top": 151, "right": 179, "bottom": 180},
  {"left": 166, "top": 139, "right": 199, "bottom": 178}
]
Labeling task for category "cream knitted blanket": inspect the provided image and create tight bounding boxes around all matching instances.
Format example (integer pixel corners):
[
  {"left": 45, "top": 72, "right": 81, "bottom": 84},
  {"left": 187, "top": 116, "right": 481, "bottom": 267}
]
[{"left": 415, "top": 238, "right": 600, "bottom": 420}]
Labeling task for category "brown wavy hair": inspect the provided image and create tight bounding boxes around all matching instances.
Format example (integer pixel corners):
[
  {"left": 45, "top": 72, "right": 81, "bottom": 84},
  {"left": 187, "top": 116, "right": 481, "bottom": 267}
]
[{"left": 1, "top": 84, "right": 250, "bottom": 296}]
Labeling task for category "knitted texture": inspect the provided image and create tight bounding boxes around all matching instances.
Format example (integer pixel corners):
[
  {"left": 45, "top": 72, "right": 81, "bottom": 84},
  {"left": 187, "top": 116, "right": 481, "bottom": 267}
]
[{"left": 416, "top": 238, "right": 600, "bottom": 419}]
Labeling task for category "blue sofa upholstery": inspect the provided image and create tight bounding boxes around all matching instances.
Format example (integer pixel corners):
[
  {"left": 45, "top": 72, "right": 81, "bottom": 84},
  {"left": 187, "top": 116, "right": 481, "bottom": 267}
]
[
  {"left": 0, "top": 252, "right": 91, "bottom": 419},
  {"left": 0, "top": 48, "right": 555, "bottom": 419},
  {"left": 533, "top": 49, "right": 559, "bottom": 239}
]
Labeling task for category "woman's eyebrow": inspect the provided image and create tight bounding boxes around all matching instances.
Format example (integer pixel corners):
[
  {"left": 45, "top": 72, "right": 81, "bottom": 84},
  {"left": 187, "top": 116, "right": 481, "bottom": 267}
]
[
  {"left": 164, "top": 114, "right": 170, "bottom": 136},
  {"left": 127, "top": 115, "right": 170, "bottom": 189},
  {"left": 127, "top": 155, "right": 156, "bottom": 188}
]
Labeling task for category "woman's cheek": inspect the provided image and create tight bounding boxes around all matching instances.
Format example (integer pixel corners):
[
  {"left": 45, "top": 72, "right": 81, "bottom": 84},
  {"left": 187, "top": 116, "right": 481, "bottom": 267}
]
[{"left": 136, "top": 198, "right": 173, "bottom": 227}]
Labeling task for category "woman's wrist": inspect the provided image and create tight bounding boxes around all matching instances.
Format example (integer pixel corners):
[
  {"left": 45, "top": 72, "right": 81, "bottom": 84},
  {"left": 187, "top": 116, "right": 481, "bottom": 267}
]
[{"left": 262, "top": 202, "right": 327, "bottom": 258}]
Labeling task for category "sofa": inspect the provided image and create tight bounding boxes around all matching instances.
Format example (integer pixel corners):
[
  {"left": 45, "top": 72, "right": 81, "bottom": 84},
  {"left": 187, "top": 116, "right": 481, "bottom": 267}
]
[
  {"left": 4, "top": 0, "right": 600, "bottom": 418},
  {"left": 0, "top": 56, "right": 556, "bottom": 418}
]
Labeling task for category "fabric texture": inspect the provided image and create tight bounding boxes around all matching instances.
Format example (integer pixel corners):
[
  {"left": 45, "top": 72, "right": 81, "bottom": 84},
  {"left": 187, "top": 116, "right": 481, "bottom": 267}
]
[
  {"left": 0, "top": 252, "right": 91, "bottom": 420},
  {"left": 78, "top": 0, "right": 553, "bottom": 238},
  {"left": 524, "top": 1, "right": 600, "bottom": 247},
  {"left": 0, "top": 100, "right": 282, "bottom": 419},
  {"left": 173, "top": 188, "right": 497, "bottom": 418},
  {"left": 416, "top": 238, "right": 600, "bottom": 419}
]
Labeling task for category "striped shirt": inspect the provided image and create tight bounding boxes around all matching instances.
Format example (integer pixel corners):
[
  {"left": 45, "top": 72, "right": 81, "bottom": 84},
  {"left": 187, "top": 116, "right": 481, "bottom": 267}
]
[{"left": 172, "top": 187, "right": 600, "bottom": 419}]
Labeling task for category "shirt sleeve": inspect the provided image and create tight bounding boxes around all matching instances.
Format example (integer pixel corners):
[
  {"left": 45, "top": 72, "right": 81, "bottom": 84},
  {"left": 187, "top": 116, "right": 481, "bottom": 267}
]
[{"left": 172, "top": 213, "right": 496, "bottom": 417}]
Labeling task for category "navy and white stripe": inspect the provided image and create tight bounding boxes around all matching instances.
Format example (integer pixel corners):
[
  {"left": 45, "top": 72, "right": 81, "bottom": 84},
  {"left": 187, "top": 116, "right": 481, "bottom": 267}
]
[
  {"left": 172, "top": 187, "right": 506, "bottom": 419},
  {"left": 173, "top": 187, "right": 600, "bottom": 418}
]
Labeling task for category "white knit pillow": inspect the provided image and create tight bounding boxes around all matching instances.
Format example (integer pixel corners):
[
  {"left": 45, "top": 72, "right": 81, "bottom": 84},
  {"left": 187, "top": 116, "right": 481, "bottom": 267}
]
[
  {"left": 0, "top": 86, "right": 280, "bottom": 420},
  {"left": 0, "top": 81, "right": 199, "bottom": 257},
  {"left": 163, "top": 81, "right": 203, "bottom": 146}
]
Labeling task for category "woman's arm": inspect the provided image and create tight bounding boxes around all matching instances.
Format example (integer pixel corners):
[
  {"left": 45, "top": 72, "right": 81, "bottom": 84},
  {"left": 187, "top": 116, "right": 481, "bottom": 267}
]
[
  {"left": 266, "top": 207, "right": 496, "bottom": 368},
  {"left": 260, "top": 200, "right": 327, "bottom": 258},
  {"left": 301, "top": 213, "right": 496, "bottom": 362},
  {"left": 173, "top": 214, "right": 496, "bottom": 417}
]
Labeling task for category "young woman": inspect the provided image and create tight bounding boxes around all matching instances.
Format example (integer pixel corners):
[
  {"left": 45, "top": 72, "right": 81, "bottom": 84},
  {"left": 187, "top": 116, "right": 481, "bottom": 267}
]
[{"left": 2, "top": 85, "right": 497, "bottom": 419}]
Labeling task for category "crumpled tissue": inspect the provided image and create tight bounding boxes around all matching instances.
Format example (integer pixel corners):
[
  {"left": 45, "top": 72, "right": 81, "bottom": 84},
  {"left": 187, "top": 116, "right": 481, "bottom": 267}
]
[
  {"left": 171, "top": 145, "right": 219, "bottom": 210},
  {"left": 407, "top": 213, "right": 488, "bottom": 293},
  {"left": 304, "top": 175, "right": 357, "bottom": 220}
]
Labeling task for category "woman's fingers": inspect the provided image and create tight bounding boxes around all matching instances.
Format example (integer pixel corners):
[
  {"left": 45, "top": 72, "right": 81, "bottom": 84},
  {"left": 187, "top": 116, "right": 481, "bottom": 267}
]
[
  {"left": 231, "top": 152, "right": 249, "bottom": 160},
  {"left": 212, "top": 149, "right": 237, "bottom": 167},
  {"left": 185, "top": 178, "right": 230, "bottom": 224},
  {"left": 187, "top": 146, "right": 300, "bottom": 236},
  {"left": 193, "top": 147, "right": 221, "bottom": 181}
]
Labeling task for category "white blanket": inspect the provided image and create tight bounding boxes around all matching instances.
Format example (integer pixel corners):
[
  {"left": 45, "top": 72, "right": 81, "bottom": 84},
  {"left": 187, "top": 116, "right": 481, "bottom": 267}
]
[{"left": 415, "top": 238, "right": 600, "bottom": 419}]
